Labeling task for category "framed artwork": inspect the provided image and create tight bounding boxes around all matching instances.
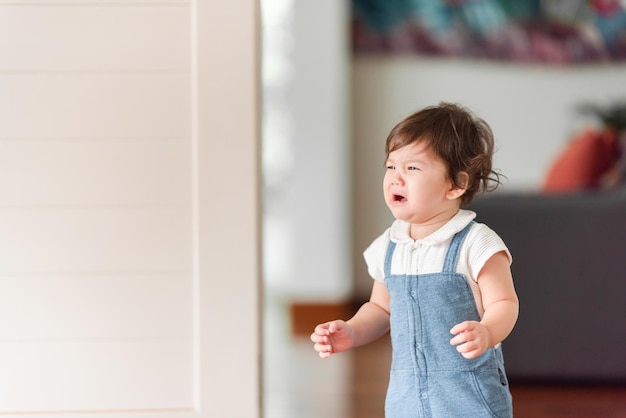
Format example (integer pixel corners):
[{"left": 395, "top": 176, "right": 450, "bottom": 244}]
[{"left": 352, "top": 0, "right": 626, "bottom": 63}]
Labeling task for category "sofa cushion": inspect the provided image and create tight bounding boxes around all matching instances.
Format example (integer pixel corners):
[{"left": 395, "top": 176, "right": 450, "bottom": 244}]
[
  {"left": 468, "top": 192, "right": 626, "bottom": 382},
  {"left": 543, "top": 127, "right": 619, "bottom": 193}
]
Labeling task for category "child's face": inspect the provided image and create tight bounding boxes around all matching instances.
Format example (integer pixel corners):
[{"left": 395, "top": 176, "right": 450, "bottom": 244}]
[{"left": 383, "top": 141, "right": 461, "bottom": 225}]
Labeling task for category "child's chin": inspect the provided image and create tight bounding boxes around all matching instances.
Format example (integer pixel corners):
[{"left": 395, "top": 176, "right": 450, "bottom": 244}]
[{"left": 388, "top": 208, "right": 409, "bottom": 220}]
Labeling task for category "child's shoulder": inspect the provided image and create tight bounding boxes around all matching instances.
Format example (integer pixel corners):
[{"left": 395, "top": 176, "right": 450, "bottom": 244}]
[
  {"left": 465, "top": 220, "right": 512, "bottom": 266},
  {"left": 467, "top": 219, "right": 503, "bottom": 242}
]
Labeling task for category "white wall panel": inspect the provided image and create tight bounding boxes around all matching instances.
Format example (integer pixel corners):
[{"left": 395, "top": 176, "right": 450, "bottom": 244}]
[
  {"left": 0, "top": 1, "right": 261, "bottom": 415},
  {"left": 0, "top": 0, "right": 188, "bottom": 4},
  {"left": 0, "top": 208, "right": 191, "bottom": 273},
  {"left": 0, "top": 274, "right": 192, "bottom": 339},
  {"left": 0, "top": 5, "right": 190, "bottom": 72},
  {"left": 0, "top": 140, "right": 191, "bottom": 206},
  {"left": 0, "top": 74, "right": 190, "bottom": 139},
  {"left": 0, "top": 340, "right": 193, "bottom": 412},
  {"left": 0, "top": 0, "right": 197, "bottom": 411}
]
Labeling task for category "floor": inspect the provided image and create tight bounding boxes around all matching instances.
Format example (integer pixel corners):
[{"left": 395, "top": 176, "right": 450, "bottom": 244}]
[{"left": 264, "top": 296, "right": 626, "bottom": 418}]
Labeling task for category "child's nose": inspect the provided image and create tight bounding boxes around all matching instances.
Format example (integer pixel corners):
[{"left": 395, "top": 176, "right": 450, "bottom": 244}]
[{"left": 391, "top": 172, "right": 403, "bottom": 185}]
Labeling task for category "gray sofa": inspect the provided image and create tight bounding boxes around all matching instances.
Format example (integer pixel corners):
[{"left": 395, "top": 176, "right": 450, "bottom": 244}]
[{"left": 467, "top": 191, "right": 626, "bottom": 382}]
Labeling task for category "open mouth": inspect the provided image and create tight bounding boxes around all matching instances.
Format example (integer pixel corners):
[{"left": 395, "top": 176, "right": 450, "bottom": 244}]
[{"left": 393, "top": 194, "right": 407, "bottom": 203}]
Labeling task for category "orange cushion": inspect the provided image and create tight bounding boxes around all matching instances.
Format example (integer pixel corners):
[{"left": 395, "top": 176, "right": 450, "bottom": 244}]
[{"left": 543, "top": 127, "right": 620, "bottom": 193}]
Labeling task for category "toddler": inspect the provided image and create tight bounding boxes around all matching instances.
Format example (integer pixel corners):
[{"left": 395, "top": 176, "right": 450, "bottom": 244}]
[{"left": 311, "top": 102, "right": 519, "bottom": 417}]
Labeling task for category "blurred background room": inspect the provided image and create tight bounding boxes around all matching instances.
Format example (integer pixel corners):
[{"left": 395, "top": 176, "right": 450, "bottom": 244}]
[{"left": 262, "top": 1, "right": 626, "bottom": 417}]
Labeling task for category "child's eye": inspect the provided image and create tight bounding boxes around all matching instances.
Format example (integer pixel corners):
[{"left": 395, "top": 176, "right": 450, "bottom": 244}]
[
  {"left": 407, "top": 166, "right": 419, "bottom": 171},
  {"left": 386, "top": 165, "right": 395, "bottom": 170}
]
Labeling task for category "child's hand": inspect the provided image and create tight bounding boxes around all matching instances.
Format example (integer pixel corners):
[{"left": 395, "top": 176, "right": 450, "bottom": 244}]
[
  {"left": 310, "top": 320, "right": 355, "bottom": 359},
  {"left": 449, "top": 321, "right": 492, "bottom": 359}
]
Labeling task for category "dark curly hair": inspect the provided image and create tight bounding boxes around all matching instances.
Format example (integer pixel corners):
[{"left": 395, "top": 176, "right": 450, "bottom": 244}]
[{"left": 385, "top": 102, "right": 502, "bottom": 204}]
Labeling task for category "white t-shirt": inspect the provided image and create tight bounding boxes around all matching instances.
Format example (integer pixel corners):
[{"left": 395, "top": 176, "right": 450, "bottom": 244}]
[{"left": 363, "top": 209, "right": 511, "bottom": 317}]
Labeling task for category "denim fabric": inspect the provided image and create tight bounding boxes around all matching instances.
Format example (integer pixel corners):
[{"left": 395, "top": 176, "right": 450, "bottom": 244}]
[{"left": 384, "top": 222, "right": 513, "bottom": 418}]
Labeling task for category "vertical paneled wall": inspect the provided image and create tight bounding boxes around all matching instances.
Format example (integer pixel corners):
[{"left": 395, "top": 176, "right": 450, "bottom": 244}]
[{"left": 0, "top": 1, "right": 194, "bottom": 413}]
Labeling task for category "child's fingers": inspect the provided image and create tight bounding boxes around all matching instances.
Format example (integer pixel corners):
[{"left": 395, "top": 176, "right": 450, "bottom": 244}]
[
  {"left": 313, "top": 323, "right": 332, "bottom": 336},
  {"left": 313, "top": 340, "right": 333, "bottom": 357},
  {"left": 313, "top": 341, "right": 330, "bottom": 351},
  {"left": 450, "top": 320, "right": 474, "bottom": 335},
  {"left": 449, "top": 332, "right": 470, "bottom": 346},
  {"left": 455, "top": 338, "right": 478, "bottom": 352},
  {"left": 459, "top": 348, "right": 482, "bottom": 359},
  {"left": 311, "top": 320, "right": 348, "bottom": 359},
  {"left": 328, "top": 320, "right": 345, "bottom": 334},
  {"left": 456, "top": 340, "right": 484, "bottom": 359}
]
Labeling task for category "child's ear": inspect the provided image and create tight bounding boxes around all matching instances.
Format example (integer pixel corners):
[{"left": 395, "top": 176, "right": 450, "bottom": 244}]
[{"left": 446, "top": 172, "right": 469, "bottom": 200}]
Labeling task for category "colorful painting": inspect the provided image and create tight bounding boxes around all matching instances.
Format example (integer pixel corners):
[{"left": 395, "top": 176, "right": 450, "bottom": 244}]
[{"left": 352, "top": 0, "right": 626, "bottom": 63}]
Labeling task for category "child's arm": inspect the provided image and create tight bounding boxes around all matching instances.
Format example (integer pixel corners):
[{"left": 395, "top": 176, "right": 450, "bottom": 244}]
[
  {"left": 449, "top": 250, "right": 519, "bottom": 359},
  {"left": 311, "top": 280, "right": 391, "bottom": 359}
]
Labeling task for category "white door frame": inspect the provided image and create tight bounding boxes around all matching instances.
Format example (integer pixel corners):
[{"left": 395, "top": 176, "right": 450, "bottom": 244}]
[{"left": 194, "top": 1, "right": 262, "bottom": 417}]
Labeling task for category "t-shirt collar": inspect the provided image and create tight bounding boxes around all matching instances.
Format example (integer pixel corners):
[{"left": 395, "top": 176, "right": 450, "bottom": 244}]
[{"left": 389, "top": 209, "right": 477, "bottom": 245}]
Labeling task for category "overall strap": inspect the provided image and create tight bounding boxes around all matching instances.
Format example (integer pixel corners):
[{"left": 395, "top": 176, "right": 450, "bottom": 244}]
[
  {"left": 383, "top": 241, "right": 396, "bottom": 278},
  {"left": 442, "top": 221, "right": 475, "bottom": 273}
]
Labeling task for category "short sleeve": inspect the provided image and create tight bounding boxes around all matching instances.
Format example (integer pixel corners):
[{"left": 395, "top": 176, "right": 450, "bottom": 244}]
[
  {"left": 362, "top": 229, "right": 390, "bottom": 282},
  {"left": 464, "top": 223, "right": 512, "bottom": 282}
]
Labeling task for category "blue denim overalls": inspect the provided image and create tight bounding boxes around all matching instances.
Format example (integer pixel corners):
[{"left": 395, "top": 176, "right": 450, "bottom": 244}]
[{"left": 383, "top": 222, "right": 513, "bottom": 417}]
